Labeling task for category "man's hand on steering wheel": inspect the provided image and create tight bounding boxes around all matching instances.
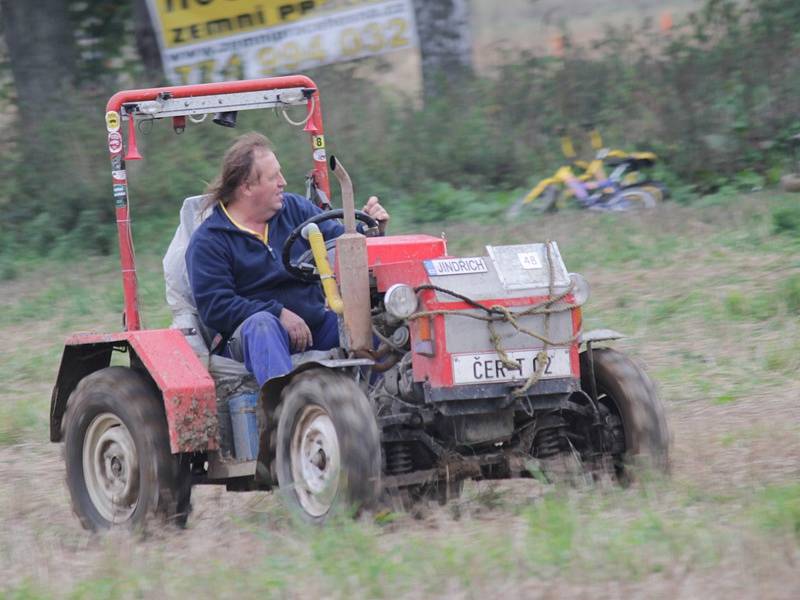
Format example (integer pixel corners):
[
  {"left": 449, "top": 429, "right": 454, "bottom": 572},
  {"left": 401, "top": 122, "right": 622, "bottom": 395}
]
[
  {"left": 362, "top": 196, "right": 389, "bottom": 235},
  {"left": 282, "top": 208, "right": 381, "bottom": 282}
]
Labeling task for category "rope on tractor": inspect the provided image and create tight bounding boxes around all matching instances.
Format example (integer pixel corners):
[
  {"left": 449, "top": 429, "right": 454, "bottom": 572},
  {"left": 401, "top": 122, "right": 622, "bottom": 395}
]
[
  {"left": 409, "top": 242, "right": 581, "bottom": 397},
  {"left": 281, "top": 94, "right": 316, "bottom": 127}
]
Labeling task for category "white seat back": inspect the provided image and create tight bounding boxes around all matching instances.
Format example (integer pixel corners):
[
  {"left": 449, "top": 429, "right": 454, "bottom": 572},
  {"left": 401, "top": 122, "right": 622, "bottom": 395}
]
[
  {"left": 162, "top": 195, "right": 332, "bottom": 382},
  {"left": 163, "top": 195, "right": 213, "bottom": 358}
]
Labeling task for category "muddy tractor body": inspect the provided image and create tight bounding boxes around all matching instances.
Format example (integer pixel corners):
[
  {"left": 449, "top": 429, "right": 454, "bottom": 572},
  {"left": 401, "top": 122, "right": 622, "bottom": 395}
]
[{"left": 50, "top": 77, "right": 669, "bottom": 528}]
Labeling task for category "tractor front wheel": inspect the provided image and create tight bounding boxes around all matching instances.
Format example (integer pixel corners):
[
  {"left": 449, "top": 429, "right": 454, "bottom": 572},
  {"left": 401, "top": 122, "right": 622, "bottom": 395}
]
[
  {"left": 276, "top": 370, "right": 381, "bottom": 523},
  {"left": 63, "top": 367, "right": 191, "bottom": 531},
  {"left": 580, "top": 348, "right": 670, "bottom": 480}
]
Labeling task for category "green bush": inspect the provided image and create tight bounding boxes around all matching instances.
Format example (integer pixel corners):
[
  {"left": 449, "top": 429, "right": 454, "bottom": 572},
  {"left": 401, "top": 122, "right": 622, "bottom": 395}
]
[
  {"left": 772, "top": 203, "right": 800, "bottom": 237},
  {"left": 781, "top": 274, "right": 800, "bottom": 314}
]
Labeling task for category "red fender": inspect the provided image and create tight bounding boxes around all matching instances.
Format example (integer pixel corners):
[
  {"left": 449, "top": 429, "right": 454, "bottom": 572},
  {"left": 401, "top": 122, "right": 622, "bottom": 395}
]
[{"left": 51, "top": 329, "right": 217, "bottom": 453}]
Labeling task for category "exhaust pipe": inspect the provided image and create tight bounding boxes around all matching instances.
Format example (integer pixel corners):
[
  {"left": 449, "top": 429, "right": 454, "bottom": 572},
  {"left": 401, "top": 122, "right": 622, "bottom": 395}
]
[
  {"left": 330, "top": 155, "right": 357, "bottom": 233},
  {"left": 329, "top": 156, "right": 372, "bottom": 351}
]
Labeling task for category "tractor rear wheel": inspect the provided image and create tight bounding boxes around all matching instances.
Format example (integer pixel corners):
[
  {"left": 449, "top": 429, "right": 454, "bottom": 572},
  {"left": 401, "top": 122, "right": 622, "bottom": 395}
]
[
  {"left": 580, "top": 348, "right": 670, "bottom": 481},
  {"left": 276, "top": 370, "right": 381, "bottom": 523},
  {"left": 63, "top": 367, "right": 191, "bottom": 531}
]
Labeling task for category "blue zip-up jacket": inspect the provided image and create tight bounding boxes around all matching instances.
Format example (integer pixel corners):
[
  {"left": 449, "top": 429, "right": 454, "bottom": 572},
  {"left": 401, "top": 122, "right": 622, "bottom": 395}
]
[{"left": 186, "top": 193, "right": 345, "bottom": 338}]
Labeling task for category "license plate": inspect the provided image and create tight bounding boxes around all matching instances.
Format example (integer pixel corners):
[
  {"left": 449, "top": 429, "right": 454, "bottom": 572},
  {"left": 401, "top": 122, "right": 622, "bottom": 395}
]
[
  {"left": 424, "top": 257, "right": 488, "bottom": 276},
  {"left": 451, "top": 348, "right": 572, "bottom": 385}
]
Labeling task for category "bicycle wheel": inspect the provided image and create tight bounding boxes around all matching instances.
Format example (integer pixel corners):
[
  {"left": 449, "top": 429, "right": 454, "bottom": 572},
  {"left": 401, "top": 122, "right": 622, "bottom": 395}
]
[
  {"left": 539, "top": 185, "right": 561, "bottom": 213},
  {"left": 505, "top": 195, "right": 529, "bottom": 220},
  {"left": 506, "top": 185, "right": 560, "bottom": 218},
  {"left": 603, "top": 187, "right": 658, "bottom": 211},
  {"left": 631, "top": 180, "right": 670, "bottom": 202}
]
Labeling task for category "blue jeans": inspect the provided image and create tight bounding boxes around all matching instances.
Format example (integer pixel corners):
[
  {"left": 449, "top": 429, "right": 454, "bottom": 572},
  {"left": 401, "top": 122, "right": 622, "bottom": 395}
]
[{"left": 225, "top": 310, "right": 340, "bottom": 386}]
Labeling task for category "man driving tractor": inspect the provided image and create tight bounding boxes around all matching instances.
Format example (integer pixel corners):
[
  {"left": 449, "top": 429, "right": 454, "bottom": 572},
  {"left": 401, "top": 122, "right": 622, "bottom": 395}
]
[
  {"left": 50, "top": 79, "right": 668, "bottom": 529},
  {"left": 186, "top": 132, "right": 390, "bottom": 386}
]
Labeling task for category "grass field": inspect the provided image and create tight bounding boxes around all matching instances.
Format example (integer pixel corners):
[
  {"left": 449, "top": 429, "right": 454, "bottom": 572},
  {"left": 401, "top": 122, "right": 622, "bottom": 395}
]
[{"left": 1, "top": 191, "right": 799, "bottom": 598}]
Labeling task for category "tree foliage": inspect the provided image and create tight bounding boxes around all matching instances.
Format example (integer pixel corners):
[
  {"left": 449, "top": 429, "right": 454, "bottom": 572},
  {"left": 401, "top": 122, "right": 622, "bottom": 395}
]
[
  {"left": 1, "top": 0, "right": 800, "bottom": 260},
  {"left": 0, "top": 0, "right": 77, "bottom": 130}
]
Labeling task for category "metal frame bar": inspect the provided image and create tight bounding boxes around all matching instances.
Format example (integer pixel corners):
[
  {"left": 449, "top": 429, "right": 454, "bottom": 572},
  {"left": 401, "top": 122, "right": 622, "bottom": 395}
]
[
  {"left": 105, "top": 76, "right": 328, "bottom": 331},
  {"left": 120, "top": 87, "right": 310, "bottom": 119}
]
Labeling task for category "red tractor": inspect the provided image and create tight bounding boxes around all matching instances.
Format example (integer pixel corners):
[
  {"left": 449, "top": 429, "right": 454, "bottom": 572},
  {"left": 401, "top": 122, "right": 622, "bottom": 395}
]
[{"left": 50, "top": 77, "right": 669, "bottom": 529}]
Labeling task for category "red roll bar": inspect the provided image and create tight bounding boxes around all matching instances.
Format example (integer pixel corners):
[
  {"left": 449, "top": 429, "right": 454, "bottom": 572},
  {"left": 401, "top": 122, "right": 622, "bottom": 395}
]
[{"left": 105, "top": 77, "right": 328, "bottom": 331}]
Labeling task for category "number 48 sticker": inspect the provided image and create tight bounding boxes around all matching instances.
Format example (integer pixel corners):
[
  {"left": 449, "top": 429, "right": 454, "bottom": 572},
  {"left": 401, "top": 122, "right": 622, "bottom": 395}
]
[{"left": 518, "top": 252, "right": 542, "bottom": 269}]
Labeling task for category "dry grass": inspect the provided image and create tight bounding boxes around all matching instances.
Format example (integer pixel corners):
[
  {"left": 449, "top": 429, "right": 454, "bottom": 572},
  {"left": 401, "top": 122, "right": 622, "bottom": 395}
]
[{"left": 1, "top": 193, "right": 799, "bottom": 598}]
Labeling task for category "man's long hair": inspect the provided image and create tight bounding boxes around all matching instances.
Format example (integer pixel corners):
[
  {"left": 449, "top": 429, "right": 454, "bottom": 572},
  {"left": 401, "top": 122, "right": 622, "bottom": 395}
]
[{"left": 202, "top": 132, "right": 274, "bottom": 212}]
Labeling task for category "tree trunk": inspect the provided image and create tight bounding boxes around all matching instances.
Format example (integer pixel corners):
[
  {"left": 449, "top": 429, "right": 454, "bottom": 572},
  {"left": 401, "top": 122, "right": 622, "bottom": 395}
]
[
  {"left": 412, "top": 0, "right": 473, "bottom": 98},
  {"left": 0, "top": 0, "right": 76, "bottom": 134},
  {"left": 132, "top": 0, "right": 164, "bottom": 82}
]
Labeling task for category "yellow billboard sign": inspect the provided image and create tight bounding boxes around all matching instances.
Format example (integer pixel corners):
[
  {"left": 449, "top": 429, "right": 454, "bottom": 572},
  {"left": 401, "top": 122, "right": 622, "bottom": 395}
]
[
  {"left": 151, "top": 0, "right": 331, "bottom": 49},
  {"left": 146, "top": 0, "right": 418, "bottom": 85}
]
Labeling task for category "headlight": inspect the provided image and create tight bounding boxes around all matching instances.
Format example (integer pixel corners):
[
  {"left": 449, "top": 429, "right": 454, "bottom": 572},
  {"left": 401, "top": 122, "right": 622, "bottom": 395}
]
[
  {"left": 384, "top": 284, "right": 418, "bottom": 321},
  {"left": 569, "top": 272, "right": 590, "bottom": 306}
]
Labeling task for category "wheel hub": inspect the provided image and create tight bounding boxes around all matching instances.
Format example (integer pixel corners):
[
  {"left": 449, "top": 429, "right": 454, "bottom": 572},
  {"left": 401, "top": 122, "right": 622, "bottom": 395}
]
[
  {"left": 109, "top": 454, "right": 123, "bottom": 477},
  {"left": 290, "top": 406, "right": 341, "bottom": 517},
  {"left": 83, "top": 413, "right": 139, "bottom": 523},
  {"left": 311, "top": 448, "right": 327, "bottom": 470}
]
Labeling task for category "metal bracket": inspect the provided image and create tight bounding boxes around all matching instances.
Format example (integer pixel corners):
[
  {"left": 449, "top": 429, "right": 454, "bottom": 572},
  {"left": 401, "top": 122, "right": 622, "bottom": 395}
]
[
  {"left": 121, "top": 87, "right": 309, "bottom": 120},
  {"left": 579, "top": 328, "right": 625, "bottom": 346},
  {"left": 207, "top": 453, "right": 257, "bottom": 480}
]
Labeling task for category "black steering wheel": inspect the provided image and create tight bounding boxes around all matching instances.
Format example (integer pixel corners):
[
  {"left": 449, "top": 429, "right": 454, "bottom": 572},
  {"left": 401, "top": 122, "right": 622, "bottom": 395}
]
[{"left": 282, "top": 209, "right": 380, "bottom": 282}]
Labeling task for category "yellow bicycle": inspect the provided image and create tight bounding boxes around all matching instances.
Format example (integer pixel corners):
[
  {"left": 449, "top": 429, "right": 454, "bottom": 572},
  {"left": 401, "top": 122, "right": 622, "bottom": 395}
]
[{"left": 507, "top": 128, "right": 667, "bottom": 217}]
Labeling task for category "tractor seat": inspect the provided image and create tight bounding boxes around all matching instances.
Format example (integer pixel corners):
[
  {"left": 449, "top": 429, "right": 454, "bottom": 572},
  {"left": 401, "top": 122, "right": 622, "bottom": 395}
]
[
  {"left": 162, "top": 195, "right": 335, "bottom": 384},
  {"left": 163, "top": 195, "right": 217, "bottom": 358}
]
